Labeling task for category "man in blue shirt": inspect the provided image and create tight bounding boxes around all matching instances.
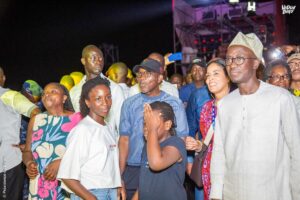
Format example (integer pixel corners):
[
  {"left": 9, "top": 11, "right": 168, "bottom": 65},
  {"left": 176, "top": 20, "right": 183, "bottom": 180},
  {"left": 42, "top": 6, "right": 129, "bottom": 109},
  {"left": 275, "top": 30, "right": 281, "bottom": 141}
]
[
  {"left": 179, "top": 58, "right": 207, "bottom": 108},
  {"left": 184, "top": 68, "right": 211, "bottom": 200},
  {"left": 186, "top": 86, "right": 211, "bottom": 138},
  {"left": 119, "top": 58, "right": 189, "bottom": 199}
]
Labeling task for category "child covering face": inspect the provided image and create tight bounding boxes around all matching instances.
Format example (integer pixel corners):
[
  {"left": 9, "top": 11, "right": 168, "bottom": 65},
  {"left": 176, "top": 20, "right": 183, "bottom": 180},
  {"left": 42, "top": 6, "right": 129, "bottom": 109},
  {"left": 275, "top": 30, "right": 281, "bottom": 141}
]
[{"left": 133, "top": 101, "right": 187, "bottom": 200}]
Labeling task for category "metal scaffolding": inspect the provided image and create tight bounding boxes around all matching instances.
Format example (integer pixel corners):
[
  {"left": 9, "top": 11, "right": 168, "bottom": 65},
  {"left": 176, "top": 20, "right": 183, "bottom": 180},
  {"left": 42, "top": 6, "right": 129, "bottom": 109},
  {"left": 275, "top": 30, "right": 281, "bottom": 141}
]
[{"left": 173, "top": 0, "right": 280, "bottom": 74}]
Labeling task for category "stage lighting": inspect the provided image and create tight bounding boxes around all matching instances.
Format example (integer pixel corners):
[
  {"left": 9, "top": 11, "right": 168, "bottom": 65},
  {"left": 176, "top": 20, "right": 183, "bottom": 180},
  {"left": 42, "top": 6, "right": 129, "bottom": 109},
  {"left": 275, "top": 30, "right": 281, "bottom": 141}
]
[
  {"left": 269, "top": 48, "right": 285, "bottom": 60},
  {"left": 247, "top": 1, "right": 256, "bottom": 12},
  {"left": 229, "top": 0, "right": 239, "bottom": 4}
]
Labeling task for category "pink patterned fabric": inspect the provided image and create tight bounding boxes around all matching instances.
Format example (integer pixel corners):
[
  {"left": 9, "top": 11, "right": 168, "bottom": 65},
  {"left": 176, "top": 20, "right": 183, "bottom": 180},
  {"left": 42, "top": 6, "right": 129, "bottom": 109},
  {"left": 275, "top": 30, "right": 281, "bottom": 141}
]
[
  {"left": 199, "top": 100, "right": 216, "bottom": 200},
  {"left": 30, "top": 112, "right": 82, "bottom": 200}
]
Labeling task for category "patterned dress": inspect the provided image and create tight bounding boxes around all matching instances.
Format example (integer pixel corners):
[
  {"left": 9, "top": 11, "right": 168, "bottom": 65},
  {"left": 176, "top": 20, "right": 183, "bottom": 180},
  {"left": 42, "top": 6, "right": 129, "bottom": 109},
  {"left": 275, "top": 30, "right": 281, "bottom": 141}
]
[
  {"left": 199, "top": 100, "right": 216, "bottom": 200},
  {"left": 29, "top": 112, "right": 81, "bottom": 200}
]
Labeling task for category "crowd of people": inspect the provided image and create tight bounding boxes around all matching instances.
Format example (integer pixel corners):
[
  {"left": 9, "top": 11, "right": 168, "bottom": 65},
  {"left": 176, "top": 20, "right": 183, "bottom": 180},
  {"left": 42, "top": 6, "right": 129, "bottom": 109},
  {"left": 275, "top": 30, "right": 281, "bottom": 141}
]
[{"left": 0, "top": 31, "right": 300, "bottom": 200}]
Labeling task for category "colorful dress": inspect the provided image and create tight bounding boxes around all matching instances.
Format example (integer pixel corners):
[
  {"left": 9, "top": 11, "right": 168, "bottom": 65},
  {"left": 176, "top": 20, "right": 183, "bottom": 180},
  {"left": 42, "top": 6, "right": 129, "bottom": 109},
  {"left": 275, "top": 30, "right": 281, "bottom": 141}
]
[
  {"left": 199, "top": 100, "right": 216, "bottom": 200},
  {"left": 29, "top": 112, "right": 81, "bottom": 200}
]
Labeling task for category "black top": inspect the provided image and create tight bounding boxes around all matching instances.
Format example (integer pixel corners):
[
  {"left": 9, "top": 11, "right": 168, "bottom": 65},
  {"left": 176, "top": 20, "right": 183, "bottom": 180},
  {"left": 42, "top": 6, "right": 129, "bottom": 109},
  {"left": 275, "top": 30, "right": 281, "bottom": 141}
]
[{"left": 139, "top": 136, "right": 187, "bottom": 200}]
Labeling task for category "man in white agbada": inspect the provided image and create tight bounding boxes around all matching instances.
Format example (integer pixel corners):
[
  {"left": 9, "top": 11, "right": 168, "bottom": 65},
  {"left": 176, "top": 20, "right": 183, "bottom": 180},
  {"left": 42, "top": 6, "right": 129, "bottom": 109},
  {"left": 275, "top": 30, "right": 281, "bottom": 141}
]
[{"left": 210, "top": 32, "right": 300, "bottom": 200}]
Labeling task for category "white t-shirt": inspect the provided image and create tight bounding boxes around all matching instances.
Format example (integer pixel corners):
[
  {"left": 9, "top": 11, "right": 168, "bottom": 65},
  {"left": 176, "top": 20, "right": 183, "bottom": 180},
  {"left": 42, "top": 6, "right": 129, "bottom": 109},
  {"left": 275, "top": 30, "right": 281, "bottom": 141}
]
[
  {"left": 70, "top": 74, "right": 125, "bottom": 135},
  {"left": 57, "top": 116, "right": 121, "bottom": 191}
]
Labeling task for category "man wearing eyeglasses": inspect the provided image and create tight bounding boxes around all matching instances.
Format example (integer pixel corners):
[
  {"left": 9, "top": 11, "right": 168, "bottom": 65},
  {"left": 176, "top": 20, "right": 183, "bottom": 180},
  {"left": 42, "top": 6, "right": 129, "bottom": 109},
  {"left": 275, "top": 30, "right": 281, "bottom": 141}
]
[
  {"left": 118, "top": 58, "right": 189, "bottom": 199},
  {"left": 210, "top": 32, "right": 300, "bottom": 200},
  {"left": 128, "top": 52, "right": 179, "bottom": 98},
  {"left": 287, "top": 53, "right": 300, "bottom": 96}
]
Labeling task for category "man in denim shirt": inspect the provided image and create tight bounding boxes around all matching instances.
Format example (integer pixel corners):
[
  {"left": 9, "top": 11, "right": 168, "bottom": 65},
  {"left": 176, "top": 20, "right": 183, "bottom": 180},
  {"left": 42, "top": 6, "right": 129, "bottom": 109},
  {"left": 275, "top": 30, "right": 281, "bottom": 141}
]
[
  {"left": 179, "top": 58, "right": 207, "bottom": 108},
  {"left": 186, "top": 86, "right": 211, "bottom": 138},
  {"left": 119, "top": 59, "right": 189, "bottom": 199}
]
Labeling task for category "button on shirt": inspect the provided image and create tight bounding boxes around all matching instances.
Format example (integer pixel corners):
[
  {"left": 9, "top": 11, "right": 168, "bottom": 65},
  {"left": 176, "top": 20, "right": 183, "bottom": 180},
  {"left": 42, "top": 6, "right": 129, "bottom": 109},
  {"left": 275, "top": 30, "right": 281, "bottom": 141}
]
[
  {"left": 119, "top": 91, "right": 189, "bottom": 166},
  {"left": 70, "top": 74, "right": 125, "bottom": 135},
  {"left": 210, "top": 82, "right": 300, "bottom": 200}
]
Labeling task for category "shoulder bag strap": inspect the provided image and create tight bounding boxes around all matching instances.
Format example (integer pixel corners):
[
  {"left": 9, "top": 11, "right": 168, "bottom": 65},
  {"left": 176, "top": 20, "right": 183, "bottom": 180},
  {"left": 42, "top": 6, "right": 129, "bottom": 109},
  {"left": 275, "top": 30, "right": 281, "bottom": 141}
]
[{"left": 203, "top": 124, "right": 214, "bottom": 146}]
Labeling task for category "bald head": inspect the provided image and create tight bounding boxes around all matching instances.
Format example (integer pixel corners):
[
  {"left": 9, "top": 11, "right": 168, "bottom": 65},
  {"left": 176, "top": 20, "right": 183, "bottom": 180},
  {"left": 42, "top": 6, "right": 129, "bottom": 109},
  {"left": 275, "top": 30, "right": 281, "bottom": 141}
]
[
  {"left": 106, "top": 62, "right": 128, "bottom": 83},
  {"left": 82, "top": 45, "right": 103, "bottom": 58},
  {"left": 81, "top": 44, "right": 104, "bottom": 79},
  {"left": 0, "top": 67, "right": 6, "bottom": 87},
  {"left": 148, "top": 52, "right": 165, "bottom": 67}
]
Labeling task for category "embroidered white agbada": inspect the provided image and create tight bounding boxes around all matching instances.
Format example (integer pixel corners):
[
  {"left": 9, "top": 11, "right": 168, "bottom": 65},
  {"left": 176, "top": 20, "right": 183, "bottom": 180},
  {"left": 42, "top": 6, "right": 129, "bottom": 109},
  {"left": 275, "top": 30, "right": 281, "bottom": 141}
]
[{"left": 210, "top": 81, "right": 300, "bottom": 200}]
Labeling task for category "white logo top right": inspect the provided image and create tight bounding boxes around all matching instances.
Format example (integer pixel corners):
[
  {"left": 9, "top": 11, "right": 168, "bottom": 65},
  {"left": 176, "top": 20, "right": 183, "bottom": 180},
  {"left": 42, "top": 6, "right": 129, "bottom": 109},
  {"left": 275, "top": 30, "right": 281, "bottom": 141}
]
[{"left": 282, "top": 5, "right": 296, "bottom": 14}]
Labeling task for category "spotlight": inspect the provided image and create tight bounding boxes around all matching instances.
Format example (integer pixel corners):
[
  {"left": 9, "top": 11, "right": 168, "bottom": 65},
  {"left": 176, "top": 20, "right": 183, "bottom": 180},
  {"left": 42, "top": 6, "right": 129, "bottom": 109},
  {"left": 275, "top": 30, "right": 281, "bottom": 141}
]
[
  {"left": 269, "top": 48, "right": 285, "bottom": 60},
  {"left": 229, "top": 0, "right": 239, "bottom": 4}
]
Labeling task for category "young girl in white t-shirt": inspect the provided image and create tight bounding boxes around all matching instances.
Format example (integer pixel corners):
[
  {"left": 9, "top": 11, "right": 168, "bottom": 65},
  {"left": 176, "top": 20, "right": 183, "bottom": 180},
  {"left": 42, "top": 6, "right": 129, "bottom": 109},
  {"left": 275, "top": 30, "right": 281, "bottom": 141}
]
[{"left": 57, "top": 77, "right": 121, "bottom": 200}]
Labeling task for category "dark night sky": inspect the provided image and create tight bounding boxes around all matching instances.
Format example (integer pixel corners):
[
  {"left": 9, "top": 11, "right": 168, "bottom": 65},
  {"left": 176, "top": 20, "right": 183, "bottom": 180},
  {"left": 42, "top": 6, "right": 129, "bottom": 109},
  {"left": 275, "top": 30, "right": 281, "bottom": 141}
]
[
  {"left": 0, "top": 0, "right": 174, "bottom": 90},
  {"left": 0, "top": 0, "right": 299, "bottom": 90}
]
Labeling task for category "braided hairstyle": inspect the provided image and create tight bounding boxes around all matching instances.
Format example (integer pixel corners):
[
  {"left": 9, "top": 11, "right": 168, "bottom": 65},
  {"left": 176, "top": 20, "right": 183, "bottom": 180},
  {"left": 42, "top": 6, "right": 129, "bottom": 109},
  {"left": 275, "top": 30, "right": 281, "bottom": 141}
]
[{"left": 149, "top": 101, "right": 177, "bottom": 136}]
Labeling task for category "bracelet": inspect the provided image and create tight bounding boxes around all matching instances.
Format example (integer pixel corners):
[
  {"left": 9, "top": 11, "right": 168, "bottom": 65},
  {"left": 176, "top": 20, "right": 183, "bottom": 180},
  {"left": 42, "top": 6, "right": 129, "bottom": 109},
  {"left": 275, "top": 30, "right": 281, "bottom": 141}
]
[{"left": 195, "top": 140, "right": 202, "bottom": 153}]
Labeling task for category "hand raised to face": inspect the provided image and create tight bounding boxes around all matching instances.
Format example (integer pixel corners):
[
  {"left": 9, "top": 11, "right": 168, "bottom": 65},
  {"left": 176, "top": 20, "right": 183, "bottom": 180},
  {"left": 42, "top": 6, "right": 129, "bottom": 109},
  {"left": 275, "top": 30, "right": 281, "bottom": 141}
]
[{"left": 143, "top": 103, "right": 162, "bottom": 135}]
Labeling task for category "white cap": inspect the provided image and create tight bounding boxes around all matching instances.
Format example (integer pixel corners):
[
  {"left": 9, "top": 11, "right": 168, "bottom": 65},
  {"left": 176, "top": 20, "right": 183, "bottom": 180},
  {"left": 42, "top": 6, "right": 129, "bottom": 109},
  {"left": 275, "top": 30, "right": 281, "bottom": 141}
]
[{"left": 229, "top": 32, "right": 263, "bottom": 61}]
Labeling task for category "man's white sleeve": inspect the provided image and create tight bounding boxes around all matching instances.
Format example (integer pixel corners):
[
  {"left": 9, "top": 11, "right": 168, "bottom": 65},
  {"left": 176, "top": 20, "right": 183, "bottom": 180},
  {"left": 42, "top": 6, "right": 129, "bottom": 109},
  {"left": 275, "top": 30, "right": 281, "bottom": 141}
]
[
  {"left": 280, "top": 92, "right": 300, "bottom": 199},
  {"left": 210, "top": 109, "right": 225, "bottom": 199}
]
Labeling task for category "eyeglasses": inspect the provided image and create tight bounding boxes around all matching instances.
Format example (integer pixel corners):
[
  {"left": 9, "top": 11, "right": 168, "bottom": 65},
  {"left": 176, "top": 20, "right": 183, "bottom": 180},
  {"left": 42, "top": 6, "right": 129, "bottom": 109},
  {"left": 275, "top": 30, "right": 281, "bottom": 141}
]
[
  {"left": 136, "top": 71, "right": 153, "bottom": 79},
  {"left": 225, "top": 57, "right": 257, "bottom": 66},
  {"left": 288, "top": 62, "right": 300, "bottom": 70},
  {"left": 268, "top": 74, "right": 290, "bottom": 82}
]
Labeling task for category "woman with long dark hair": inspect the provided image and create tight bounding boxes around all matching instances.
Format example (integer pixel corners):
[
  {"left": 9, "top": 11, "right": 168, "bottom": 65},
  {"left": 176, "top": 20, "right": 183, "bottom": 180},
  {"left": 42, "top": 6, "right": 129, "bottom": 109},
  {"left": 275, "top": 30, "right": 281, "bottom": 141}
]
[{"left": 186, "top": 58, "right": 234, "bottom": 200}]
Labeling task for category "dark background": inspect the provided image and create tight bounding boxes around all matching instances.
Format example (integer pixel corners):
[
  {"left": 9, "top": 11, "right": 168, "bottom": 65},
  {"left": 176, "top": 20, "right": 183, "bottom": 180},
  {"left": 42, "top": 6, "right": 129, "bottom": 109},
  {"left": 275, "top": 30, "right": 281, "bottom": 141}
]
[{"left": 0, "top": 0, "right": 299, "bottom": 90}]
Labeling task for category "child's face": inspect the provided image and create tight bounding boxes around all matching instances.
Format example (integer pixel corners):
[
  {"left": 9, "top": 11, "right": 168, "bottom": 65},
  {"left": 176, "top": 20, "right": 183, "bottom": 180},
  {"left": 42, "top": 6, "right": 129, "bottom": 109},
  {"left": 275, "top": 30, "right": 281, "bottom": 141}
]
[
  {"left": 143, "top": 110, "right": 171, "bottom": 141},
  {"left": 85, "top": 85, "right": 112, "bottom": 120}
]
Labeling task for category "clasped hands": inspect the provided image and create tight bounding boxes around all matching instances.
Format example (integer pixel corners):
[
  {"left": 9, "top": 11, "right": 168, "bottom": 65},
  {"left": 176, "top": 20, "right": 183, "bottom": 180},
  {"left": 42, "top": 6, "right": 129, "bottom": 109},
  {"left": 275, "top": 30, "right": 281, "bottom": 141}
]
[
  {"left": 26, "top": 159, "right": 61, "bottom": 180},
  {"left": 185, "top": 136, "right": 203, "bottom": 153}
]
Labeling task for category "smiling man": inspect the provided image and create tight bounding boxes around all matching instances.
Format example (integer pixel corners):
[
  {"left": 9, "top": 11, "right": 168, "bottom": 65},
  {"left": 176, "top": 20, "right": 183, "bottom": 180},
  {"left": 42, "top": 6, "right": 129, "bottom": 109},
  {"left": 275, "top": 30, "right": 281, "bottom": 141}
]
[
  {"left": 118, "top": 58, "right": 189, "bottom": 199},
  {"left": 210, "top": 32, "right": 300, "bottom": 200}
]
